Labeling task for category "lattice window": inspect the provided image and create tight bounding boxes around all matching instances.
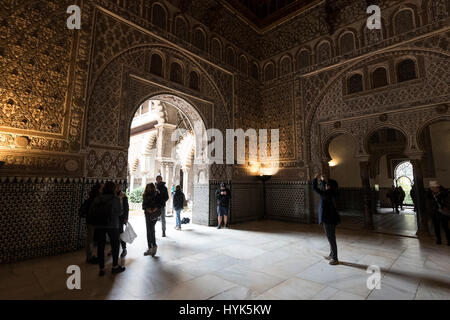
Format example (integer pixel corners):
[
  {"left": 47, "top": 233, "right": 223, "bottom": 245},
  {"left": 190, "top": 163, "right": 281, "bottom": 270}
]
[
  {"left": 296, "top": 50, "right": 310, "bottom": 70},
  {"left": 347, "top": 73, "right": 363, "bottom": 94},
  {"left": 211, "top": 38, "right": 222, "bottom": 60},
  {"left": 280, "top": 57, "right": 292, "bottom": 76},
  {"left": 250, "top": 62, "right": 259, "bottom": 80},
  {"left": 152, "top": 3, "right": 167, "bottom": 30},
  {"left": 226, "top": 47, "right": 235, "bottom": 67},
  {"left": 174, "top": 17, "right": 188, "bottom": 41},
  {"left": 372, "top": 67, "right": 388, "bottom": 88},
  {"left": 264, "top": 63, "right": 275, "bottom": 81},
  {"left": 317, "top": 41, "right": 331, "bottom": 63},
  {"left": 150, "top": 54, "right": 163, "bottom": 76},
  {"left": 193, "top": 28, "right": 206, "bottom": 50},
  {"left": 394, "top": 9, "right": 415, "bottom": 35},
  {"left": 240, "top": 56, "right": 248, "bottom": 75},
  {"left": 397, "top": 59, "right": 417, "bottom": 82},
  {"left": 170, "top": 62, "right": 183, "bottom": 84},
  {"left": 340, "top": 32, "right": 355, "bottom": 55},
  {"left": 189, "top": 71, "right": 199, "bottom": 90}
]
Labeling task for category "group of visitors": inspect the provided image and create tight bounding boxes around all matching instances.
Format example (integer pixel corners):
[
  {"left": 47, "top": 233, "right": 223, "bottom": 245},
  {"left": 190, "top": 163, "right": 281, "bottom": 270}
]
[
  {"left": 79, "top": 181, "right": 129, "bottom": 276},
  {"left": 312, "top": 174, "right": 450, "bottom": 266},
  {"left": 80, "top": 175, "right": 189, "bottom": 275},
  {"left": 80, "top": 170, "right": 449, "bottom": 276},
  {"left": 386, "top": 185, "right": 406, "bottom": 213}
]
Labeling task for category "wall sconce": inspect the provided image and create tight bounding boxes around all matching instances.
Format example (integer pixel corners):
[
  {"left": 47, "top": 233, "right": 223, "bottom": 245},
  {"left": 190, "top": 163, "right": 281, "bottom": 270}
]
[
  {"left": 328, "top": 159, "right": 338, "bottom": 167},
  {"left": 248, "top": 161, "right": 261, "bottom": 175}
]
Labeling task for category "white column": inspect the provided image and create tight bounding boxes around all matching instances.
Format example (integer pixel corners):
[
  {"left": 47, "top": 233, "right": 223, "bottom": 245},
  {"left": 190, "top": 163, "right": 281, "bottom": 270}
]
[
  {"left": 182, "top": 167, "right": 189, "bottom": 199},
  {"left": 142, "top": 175, "right": 147, "bottom": 188},
  {"left": 130, "top": 175, "right": 135, "bottom": 192}
]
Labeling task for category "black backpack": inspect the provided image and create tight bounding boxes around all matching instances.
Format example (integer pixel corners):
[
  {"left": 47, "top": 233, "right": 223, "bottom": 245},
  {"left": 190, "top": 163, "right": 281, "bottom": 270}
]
[
  {"left": 181, "top": 217, "right": 190, "bottom": 225},
  {"left": 89, "top": 199, "right": 112, "bottom": 226}
]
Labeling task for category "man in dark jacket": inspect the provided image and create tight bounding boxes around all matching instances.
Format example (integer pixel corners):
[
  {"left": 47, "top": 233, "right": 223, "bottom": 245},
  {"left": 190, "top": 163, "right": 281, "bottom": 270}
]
[
  {"left": 410, "top": 184, "right": 417, "bottom": 212},
  {"left": 116, "top": 184, "right": 129, "bottom": 257},
  {"left": 387, "top": 185, "right": 400, "bottom": 213},
  {"left": 173, "top": 185, "right": 186, "bottom": 230},
  {"left": 397, "top": 186, "right": 406, "bottom": 211},
  {"left": 216, "top": 182, "right": 231, "bottom": 229},
  {"left": 88, "top": 181, "right": 126, "bottom": 276},
  {"left": 313, "top": 173, "right": 340, "bottom": 265},
  {"left": 156, "top": 175, "right": 169, "bottom": 237},
  {"left": 427, "top": 181, "right": 450, "bottom": 245}
]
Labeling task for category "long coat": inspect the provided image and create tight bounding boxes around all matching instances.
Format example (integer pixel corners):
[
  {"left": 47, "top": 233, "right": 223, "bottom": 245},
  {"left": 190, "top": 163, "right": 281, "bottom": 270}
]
[
  {"left": 88, "top": 194, "right": 123, "bottom": 229},
  {"left": 313, "top": 178, "right": 340, "bottom": 225}
]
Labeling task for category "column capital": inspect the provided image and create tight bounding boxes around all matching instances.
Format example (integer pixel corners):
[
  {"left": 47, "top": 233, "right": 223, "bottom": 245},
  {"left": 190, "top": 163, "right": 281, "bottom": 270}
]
[
  {"left": 161, "top": 161, "right": 175, "bottom": 168},
  {"left": 155, "top": 123, "right": 177, "bottom": 130}
]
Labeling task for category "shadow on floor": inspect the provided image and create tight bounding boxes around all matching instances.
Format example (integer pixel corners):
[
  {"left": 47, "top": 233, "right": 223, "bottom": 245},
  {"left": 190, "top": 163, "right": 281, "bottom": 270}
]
[{"left": 339, "top": 261, "right": 450, "bottom": 289}]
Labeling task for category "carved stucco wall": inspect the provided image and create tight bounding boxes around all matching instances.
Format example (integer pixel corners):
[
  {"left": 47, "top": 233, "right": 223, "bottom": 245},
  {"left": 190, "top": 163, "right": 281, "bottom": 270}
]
[
  {"left": 305, "top": 44, "right": 450, "bottom": 174},
  {"left": 0, "top": 0, "right": 93, "bottom": 177},
  {"left": 84, "top": 7, "right": 238, "bottom": 181}
]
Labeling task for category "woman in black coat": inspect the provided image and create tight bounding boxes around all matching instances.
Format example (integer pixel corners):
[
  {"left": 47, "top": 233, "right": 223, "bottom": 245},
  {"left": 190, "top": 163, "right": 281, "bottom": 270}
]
[
  {"left": 313, "top": 173, "right": 340, "bottom": 265},
  {"left": 173, "top": 185, "right": 186, "bottom": 231},
  {"left": 142, "top": 183, "right": 163, "bottom": 257}
]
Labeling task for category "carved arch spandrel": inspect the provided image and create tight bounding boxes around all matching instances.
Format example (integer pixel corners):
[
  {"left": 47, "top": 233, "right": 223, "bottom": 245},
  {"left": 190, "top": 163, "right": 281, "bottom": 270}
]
[
  {"left": 304, "top": 48, "right": 450, "bottom": 174},
  {"left": 85, "top": 44, "right": 232, "bottom": 148}
]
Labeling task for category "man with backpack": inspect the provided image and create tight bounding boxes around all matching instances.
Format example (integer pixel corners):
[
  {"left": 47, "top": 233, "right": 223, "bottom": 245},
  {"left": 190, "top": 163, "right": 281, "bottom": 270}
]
[
  {"left": 156, "top": 175, "right": 169, "bottom": 237},
  {"left": 79, "top": 183, "right": 103, "bottom": 264},
  {"left": 88, "top": 181, "right": 126, "bottom": 276}
]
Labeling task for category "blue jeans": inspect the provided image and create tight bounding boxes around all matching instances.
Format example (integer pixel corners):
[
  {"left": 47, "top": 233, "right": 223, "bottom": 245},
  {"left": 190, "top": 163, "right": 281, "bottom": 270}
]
[{"left": 175, "top": 209, "right": 182, "bottom": 227}]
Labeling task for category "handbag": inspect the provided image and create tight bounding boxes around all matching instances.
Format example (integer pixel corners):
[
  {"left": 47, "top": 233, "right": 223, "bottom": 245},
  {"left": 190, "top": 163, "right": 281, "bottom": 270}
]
[{"left": 120, "top": 222, "right": 137, "bottom": 244}]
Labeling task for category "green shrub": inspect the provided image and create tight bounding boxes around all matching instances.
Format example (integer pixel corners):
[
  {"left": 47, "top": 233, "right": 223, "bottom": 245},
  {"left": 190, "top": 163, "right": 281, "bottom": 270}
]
[{"left": 127, "top": 187, "right": 145, "bottom": 204}]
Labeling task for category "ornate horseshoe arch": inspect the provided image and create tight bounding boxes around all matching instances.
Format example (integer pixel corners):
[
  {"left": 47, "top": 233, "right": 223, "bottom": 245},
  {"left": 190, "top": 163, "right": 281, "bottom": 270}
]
[
  {"left": 84, "top": 43, "right": 233, "bottom": 179},
  {"left": 304, "top": 48, "right": 450, "bottom": 174}
]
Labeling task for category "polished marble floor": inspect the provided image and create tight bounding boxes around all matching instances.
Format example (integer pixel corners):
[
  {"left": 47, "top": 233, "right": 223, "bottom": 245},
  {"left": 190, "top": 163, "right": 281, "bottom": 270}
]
[
  {"left": 1, "top": 216, "right": 449, "bottom": 300},
  {"left": 340, "top": 208, "right": 418, "bottom": 237}
]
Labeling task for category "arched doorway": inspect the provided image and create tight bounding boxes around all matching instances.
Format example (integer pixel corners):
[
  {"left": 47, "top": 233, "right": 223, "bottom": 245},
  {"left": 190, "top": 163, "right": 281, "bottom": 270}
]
[
  {"left": 325, "top": 133, "right": 363, "bottom": 219},
  {"left": 127, "top": 94, "right": 209, "bottom": 225},
  {"left": 394, "top": 161, "right": 414, "bottom": 206},
  {"left": 418, "top": 118, "right": 450, "bottom": 188},
  {"left": 366, "top": 127, "right": 417, "bottom": 235}
]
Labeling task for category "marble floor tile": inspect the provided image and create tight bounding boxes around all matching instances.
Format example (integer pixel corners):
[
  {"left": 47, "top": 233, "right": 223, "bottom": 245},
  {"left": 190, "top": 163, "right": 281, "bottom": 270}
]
[
  {"left": 217, "top": 264, "right": 286, "bottom": 295},
  {"left": 263, "top": 277, "right": 326, "bottom": 300},
  {"left": 1, "top": 218, "right": 450, "bottom": 300},
  {"left": 146, "top": 274, "right": 236, "bottom": 300},
  {"left": 209, "top": 285, "right": 259, "bottom": 300},
  {"left": 213, "top": 244, "right": 266, "bottom": 260}
]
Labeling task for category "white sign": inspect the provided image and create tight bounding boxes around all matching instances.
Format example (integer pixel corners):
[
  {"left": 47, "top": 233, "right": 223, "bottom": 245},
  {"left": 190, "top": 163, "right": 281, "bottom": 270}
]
[
  {"left": 67, "top": 5, "right": 81, "bottom": 30},
  {"left": 66, "top": 265, "right": 81, "bottom": 290}
]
